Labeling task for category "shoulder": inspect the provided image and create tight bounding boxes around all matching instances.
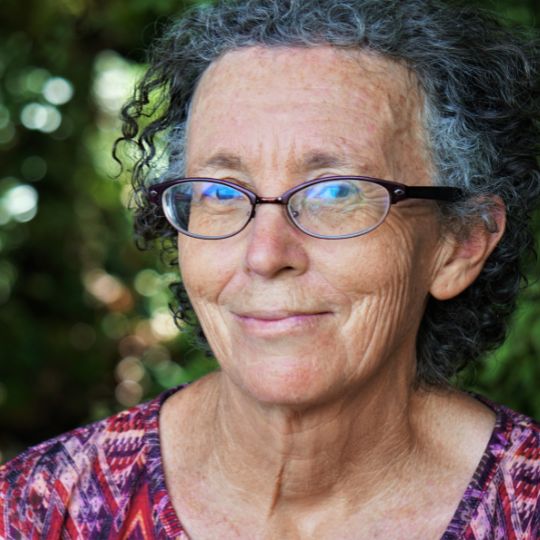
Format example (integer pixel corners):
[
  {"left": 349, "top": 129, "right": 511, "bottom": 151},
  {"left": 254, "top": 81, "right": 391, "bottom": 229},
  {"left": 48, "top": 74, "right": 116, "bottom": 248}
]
[
  {"left": 489, "top": 401, "right": 540, "bottom": 474},
  {"left": 0, "top": 388, "right": 174, "bottom": 538},
  {"left": 466, "top": 398, "right": 540, "bottom": 539}
]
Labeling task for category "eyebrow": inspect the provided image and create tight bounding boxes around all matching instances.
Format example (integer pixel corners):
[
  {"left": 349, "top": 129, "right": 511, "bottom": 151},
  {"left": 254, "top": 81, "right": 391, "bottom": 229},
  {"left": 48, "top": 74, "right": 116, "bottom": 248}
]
[
  {"left": 301, "top": 150, "right": 350, "bottom": 171},
  {"left": 200, "top": 150, "right": 351, "bottom": 174},
  {"left": 202, "top": 152, "right": 244, "bottom": 171}
]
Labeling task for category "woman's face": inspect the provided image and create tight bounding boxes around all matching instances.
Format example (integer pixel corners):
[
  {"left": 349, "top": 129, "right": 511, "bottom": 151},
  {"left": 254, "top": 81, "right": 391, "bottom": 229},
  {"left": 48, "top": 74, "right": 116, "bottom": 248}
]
[{"left": 179, "top": 46, "right": 449, "bottom": 407}]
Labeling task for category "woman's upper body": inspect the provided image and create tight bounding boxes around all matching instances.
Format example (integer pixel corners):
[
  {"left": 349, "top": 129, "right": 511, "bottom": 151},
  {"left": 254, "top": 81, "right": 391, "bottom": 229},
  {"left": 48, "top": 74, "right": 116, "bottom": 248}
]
[
  {"left": 1, "top": 380, "right": 540, "bottom": 539},
  {"left": 3, "top": 0, "right": 540, "bottom": 538}
]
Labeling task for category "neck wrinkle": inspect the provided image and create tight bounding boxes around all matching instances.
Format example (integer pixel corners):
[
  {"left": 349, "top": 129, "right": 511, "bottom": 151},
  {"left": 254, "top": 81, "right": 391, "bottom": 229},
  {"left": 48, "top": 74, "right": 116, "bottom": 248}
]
[{"left": 206, "top": 371, "right": 424, "bottom": 513}]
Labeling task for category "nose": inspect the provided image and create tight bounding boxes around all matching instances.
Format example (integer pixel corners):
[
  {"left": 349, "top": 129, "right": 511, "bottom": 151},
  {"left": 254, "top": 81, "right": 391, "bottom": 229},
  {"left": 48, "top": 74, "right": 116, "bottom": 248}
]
[{"left": 244, "top": 203, "right": 309, "bottom": 279}]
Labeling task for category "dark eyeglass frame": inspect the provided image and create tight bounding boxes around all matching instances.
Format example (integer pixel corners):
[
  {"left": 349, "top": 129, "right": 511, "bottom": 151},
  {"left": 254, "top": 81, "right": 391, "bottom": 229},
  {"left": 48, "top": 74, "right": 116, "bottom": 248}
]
[{"left": 147, "top": 176, "right": 464, "bottom": 240}]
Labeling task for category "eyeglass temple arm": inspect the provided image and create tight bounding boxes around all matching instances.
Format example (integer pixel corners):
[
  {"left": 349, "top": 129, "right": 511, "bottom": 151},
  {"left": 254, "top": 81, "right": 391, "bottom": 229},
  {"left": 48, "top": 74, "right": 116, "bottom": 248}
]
[{"left": 393, "top": 186, "right": 464, "bottom": 203}]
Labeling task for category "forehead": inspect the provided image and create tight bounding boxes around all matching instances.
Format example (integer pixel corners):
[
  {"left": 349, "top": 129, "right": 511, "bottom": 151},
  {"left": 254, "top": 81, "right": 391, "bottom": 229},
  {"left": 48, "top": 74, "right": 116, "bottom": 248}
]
[
  {"left": 186, "top": 46, "right": 427, "bottom": 178},
  {"left": 192, "top": 45, "right": 419, "bottom": 103}
]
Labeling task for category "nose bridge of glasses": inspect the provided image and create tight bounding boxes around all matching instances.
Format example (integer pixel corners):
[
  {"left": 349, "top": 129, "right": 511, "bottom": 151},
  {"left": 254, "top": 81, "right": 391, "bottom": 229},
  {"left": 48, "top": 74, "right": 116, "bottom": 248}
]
[
  {"left": 251, "top": 196, "right": 289, "bottom": 225},
  {"left": 256, "top": 196, "right": 285, "bottom": 205},
  {"left": 250, "top": 195, "right": 296, "bottom": 233},
  {"left": 248, "top": 195, "right": 299, "bottom": 238}
]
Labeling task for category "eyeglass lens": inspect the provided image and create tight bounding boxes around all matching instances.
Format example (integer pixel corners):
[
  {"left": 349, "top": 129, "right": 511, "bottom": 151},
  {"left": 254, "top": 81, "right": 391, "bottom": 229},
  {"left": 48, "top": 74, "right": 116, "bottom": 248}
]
[{"left": 162, "top": 179, "right": 391, "bottom": 239}]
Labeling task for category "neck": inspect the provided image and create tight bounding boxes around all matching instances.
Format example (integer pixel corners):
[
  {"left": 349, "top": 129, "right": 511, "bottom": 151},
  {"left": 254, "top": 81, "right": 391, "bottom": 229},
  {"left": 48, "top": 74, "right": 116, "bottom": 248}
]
[{"left": 197, "top": 368, "right": 431, "bottom": 512}]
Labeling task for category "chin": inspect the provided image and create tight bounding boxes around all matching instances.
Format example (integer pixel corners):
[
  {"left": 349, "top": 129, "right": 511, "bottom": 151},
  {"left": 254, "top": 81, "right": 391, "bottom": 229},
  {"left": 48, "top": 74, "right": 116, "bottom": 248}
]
[{"left": 225, "top": 357, "right": 343, "bottom": 409}]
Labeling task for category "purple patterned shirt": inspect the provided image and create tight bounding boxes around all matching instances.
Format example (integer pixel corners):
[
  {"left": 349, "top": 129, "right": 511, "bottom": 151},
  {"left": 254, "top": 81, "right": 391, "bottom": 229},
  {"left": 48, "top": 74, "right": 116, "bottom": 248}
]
[{"left": 1, "top": 386, "right": 539, "bottom": 539}]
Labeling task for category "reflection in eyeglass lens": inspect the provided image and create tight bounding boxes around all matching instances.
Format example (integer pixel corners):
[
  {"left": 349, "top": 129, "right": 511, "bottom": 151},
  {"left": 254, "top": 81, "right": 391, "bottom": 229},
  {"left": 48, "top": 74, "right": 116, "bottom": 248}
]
[
  {"left": 187, "top": 182, "right": 250, "bottom": 236},
  {"left": 290, "top": 179, "right": 390, "bottom": 237}
]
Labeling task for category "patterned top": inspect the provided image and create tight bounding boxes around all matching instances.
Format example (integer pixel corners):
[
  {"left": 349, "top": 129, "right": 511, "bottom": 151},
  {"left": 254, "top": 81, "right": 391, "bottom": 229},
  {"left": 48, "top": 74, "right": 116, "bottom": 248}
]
[{"left": 0, "top": 386, "right": 539, "bottom": 539}]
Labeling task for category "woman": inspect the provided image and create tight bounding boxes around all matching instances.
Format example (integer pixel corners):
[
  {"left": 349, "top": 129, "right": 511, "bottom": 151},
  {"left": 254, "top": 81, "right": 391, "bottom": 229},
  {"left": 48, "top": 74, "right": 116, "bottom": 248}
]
[{"left": 1, "top": 0, "right": 540, "bottom": 538}]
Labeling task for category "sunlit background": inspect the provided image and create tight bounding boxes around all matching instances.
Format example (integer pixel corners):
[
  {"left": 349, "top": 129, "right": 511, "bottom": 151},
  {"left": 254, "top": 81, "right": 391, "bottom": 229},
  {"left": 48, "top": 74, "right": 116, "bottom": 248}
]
[{"left": 1, "top": 0, "right": 540, "bottom": 464}]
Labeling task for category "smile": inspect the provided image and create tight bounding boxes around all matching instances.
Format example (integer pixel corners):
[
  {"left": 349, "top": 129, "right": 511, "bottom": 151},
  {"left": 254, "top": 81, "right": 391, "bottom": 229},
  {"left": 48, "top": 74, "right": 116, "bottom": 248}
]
[{"left": 232, "top": 311, "right": 332, "bottom": 337}]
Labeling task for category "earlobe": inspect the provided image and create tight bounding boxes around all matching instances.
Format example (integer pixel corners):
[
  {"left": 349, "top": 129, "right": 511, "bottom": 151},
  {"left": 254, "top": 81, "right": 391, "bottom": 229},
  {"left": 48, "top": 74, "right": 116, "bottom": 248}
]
[{"left": 430, "top": 198, "right": 506, "bottom": 301}]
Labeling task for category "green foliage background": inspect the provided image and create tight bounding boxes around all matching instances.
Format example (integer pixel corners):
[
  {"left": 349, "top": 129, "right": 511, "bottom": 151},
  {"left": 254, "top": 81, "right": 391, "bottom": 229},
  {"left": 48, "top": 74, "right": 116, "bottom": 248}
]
[{"left": 1, "top": 0, "right": 539, "bottom": 464}]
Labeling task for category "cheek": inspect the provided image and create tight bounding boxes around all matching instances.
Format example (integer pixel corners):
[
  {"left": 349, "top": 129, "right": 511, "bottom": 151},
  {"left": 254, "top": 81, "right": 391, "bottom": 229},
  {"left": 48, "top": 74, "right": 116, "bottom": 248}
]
[
  {"left": 322, "top": 231, "right": 414, "bottom": 294},
  {"left": 323, "top": 228, "right": 432, "bottom": 337},
  {"left": 178, "top": 237, "right": 242, "bottom": 362},
  {"left": 178, "top": 237, "right": 238, "bottom": 304}
]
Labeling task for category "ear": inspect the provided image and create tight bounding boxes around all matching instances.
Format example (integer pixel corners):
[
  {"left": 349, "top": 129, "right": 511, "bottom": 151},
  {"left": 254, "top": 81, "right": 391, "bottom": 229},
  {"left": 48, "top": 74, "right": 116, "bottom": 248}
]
[{"left": 430, "top": 197, "right": 506, "bottom": 301}]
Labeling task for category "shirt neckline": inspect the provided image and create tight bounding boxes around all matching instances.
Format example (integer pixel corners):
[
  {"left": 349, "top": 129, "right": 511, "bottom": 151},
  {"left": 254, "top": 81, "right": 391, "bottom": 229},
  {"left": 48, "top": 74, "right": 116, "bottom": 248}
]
[
  {"left": 440, "top": 394, "right": 512, "bottom": 538},
  {"left": 145, "top": 386, "right": 513, "bottom": 539}
]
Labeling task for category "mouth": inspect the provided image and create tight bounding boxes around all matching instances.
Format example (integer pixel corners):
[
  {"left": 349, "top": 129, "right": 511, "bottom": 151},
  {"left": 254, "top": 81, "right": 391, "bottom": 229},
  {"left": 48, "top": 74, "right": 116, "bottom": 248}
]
[{"left": 231, "top": 310, "right": 332, "bottom": 336}]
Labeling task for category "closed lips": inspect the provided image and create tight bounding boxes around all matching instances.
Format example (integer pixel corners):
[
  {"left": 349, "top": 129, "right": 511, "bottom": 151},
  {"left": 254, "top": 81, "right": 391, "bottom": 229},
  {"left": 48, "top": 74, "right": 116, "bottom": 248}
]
[{"left": 233, "top": 311, "right": 331, "bottom": 320}]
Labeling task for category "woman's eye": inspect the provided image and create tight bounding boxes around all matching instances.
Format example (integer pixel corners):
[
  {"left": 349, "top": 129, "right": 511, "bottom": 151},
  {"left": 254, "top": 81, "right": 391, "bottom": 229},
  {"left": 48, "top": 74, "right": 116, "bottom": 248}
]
[
  {"left": 308, "top": 182, "right": 360, "bottom": 201},
  {"left": 201, "top": 185, "right": 242, "bottom": 201}
]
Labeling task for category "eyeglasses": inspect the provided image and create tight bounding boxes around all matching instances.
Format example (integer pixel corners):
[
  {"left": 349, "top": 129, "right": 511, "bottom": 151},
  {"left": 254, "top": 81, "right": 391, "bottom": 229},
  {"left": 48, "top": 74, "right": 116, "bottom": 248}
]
[{"left": 148, "top": 176, "right": 464, "bottom": 240}]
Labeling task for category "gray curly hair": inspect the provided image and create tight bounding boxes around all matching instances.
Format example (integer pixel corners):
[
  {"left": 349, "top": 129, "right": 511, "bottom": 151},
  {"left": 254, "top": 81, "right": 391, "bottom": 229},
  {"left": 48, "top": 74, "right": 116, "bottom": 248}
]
[{"left": 116, "top": 0, "right": 540, "bottom": 386}]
